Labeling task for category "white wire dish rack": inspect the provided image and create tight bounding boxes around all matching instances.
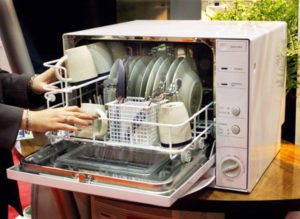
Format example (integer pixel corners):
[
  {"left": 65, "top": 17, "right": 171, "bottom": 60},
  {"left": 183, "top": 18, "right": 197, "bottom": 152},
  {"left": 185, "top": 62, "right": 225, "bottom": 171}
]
[{"left": 43, "top": 59, "right": 215, "bottom": 161}]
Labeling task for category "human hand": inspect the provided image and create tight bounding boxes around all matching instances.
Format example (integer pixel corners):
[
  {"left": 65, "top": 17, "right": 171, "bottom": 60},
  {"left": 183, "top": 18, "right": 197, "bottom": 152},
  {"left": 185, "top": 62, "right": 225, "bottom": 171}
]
[
  {"left": 21, "top": 106, "right": 97, "bottom": 132},
  {"left": 30, "top": 68, "right": 58, "bottom": 94}
]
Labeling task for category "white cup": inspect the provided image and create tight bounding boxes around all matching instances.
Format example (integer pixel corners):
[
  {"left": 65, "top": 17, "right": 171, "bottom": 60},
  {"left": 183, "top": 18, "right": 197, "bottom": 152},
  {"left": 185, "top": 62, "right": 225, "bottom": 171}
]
[
  {"left": 76, "top": 103, "right": 108, "bottom": 139},
  {"left": 55, "top": 45, "right": 98, "bottom": 83},
  {"left": 158, "top": 102, "right": 192, "bottom": 147},
  {"left": 87, "top": 42, "right": 113, "bottom": 75}
]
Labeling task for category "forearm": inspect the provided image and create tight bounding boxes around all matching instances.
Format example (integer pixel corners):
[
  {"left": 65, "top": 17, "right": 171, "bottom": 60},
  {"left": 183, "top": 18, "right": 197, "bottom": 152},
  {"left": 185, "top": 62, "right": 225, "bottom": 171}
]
[
  {"left": 0, "top": 104, "right": 23, "bottom": 150},
  {"left": 0, "top": 71, "right": 45, "bottom": 108}
]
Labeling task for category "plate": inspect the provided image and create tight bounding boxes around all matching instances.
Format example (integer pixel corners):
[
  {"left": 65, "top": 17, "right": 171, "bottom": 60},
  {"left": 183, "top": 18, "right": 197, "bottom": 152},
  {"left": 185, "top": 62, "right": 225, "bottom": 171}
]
[
  {"left": 127, "top": 56, "right": 151, "bottom": 96},
  {"left": 188, "top": 76, "right": 203, "bottom": 115},
  {"left": 152, "top": 56, "right": 174, "bottom": 93},
  {"left": 172, "top": 57, "right": 194, "bottom": 83},
  {"left": 165, "top": 57, "right": 183, "bottom": 87},
  {"left": 109, "top": 58, "right": 123, "bottom": 82},
  {"left": 139, "top": 57, "right": 158, "bottom": 97},
  {"left": 172, "top": 58, "right": 203, "bottom": 115},
  {"left": 134, "top": 56, "right": 152, "bottom": 97},
  {"left": 177, "top": 71, "right": 203, "bottom": 115},
  {"left": 123, "top": 56, "right": 131, "bottom": 81},
  {"left": 127, "top": 56, "right": 141, "bottom": 80},
  {"left": 144, "top": 56, "right": 166, "bottom": 97}
]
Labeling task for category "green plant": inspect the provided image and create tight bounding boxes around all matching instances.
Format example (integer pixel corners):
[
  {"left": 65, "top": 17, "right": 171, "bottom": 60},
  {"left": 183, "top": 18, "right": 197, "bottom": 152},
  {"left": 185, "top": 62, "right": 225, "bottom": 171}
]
[{"left": 210, "top": 0, "right": 299, "bottom": 93}]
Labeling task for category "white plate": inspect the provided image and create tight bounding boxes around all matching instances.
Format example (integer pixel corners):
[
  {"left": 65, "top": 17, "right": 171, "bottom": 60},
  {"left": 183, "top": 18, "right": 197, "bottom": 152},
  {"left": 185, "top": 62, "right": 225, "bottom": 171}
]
[
  {"left": 172, "top": 57, "right": 194, "bottom": 83},
  {"left": 109, "top": 58, "right": 123, "bottom": 81},
  {"left": 165, "top": 57, "right": 183, "bottom": 87},
  {"left": 134, "top": 56, "right": 152, "bottom": 97},
  {"left": 144, "top": 56, "right": 166, "bottom": 97},
  {"left": 139, "top": 57, "right": 158, "bottom": 97},
  {"left": 177, "top": 71, "right": 203, "bottom": 115},
  {"left": 152, "top": 56, "right": 174, "bottom": 93},
  {"left": 127, "top": 56, "right": 141, "bottom": 80},
  {"left": 123, "top": 56, "right": 130, "bottom": 80},
  {"left": 188, "top": 76, "right": 203, "bottom": 115},
  {"left": 127, "top": 56, "right": 151, "bottom": 96},
  {"left": 172, "top": 57, "right": 203, "bottom": 115}
]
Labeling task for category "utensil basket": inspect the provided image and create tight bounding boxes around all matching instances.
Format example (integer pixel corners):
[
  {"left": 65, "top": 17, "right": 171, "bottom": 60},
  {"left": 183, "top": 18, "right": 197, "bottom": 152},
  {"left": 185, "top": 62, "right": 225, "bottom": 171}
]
[{"left": 106, "top": 97, "right": 159, "bottom": 146}]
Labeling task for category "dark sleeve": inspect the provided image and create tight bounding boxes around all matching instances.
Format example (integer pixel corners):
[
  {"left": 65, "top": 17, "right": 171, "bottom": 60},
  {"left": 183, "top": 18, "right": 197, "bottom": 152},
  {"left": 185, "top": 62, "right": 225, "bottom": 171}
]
[
  {"left": 0, "top": 104, "right": 23, "bottom": 150},
  {"left": 0, "top": 69, "right": 45, "bottom": 108},
  {"left": 0, "top": 69, "right": 45, "bottom": 149}
]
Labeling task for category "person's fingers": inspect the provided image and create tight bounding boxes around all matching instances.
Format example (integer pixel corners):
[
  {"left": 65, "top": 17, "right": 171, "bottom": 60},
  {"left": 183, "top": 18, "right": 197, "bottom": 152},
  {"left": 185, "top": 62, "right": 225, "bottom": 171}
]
[
  {"left": 55, "top": 123, "right": 80, "bottom": 132},
  {"left": 72, "top": 112, "right": 97, "bottom": 120},
  {"left": 62, "top": 112, "right": 96, "bottom": 121},
  {"left": 42, "top": 67, "right": 56, "bottom": 82},
  {"left": 66, "top": 116, "right": 92, "bottom": 126},
  {"left": 65, "top": 106, "right": 83, "bottom": 112}
]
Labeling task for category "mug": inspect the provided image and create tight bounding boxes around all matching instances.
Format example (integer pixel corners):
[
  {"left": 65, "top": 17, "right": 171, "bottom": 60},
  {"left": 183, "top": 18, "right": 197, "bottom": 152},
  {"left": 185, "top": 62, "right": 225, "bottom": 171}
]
[
  {"left": 55, "top": 45, "right": 98, "bottom": 83},
  {"left": 158, "top": 102, "right": 192, "bottom": 147},
  {"left": 76, "top": 103, "right": 108, "bottom": 139},
  {"left": 87, "top": 42, "right": 113, "bottom": 75}
]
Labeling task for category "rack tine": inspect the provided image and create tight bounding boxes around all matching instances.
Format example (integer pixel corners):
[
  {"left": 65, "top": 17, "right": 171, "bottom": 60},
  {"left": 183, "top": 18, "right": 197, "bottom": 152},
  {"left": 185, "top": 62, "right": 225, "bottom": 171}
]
[
  {"left": 98, "top": 95, "right": 103, "bottom": 105},
  {"left": 93, "top": 94, "right": 98, "bottom": 104}
]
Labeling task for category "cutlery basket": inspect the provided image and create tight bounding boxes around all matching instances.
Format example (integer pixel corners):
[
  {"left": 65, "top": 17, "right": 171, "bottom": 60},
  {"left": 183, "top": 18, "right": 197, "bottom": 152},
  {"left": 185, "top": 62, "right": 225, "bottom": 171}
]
[{"left": 106, "top": 97, "right": 159, "bottom": 146}]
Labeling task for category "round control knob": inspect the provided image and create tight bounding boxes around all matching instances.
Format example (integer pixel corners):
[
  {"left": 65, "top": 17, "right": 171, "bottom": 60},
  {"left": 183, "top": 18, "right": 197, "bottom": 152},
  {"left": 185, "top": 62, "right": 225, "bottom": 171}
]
[
  {"left": 221, "top": 157, "right": 242, "bottom": 178},
  {"left": 231, "top": 107, "right": 241, "bottom": 116},
  {"left": 231, "top": 125, "right": 240, "bottom": 135}
]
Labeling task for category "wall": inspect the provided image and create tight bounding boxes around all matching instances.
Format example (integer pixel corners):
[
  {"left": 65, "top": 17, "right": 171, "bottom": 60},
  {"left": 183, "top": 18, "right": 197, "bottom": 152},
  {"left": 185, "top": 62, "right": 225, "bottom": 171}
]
[
  {"left": 170, "top": 0, "right": 201, "bottom": 19},
  {"left": 0, "top": 37, "right": 12, "bottom": 72}
]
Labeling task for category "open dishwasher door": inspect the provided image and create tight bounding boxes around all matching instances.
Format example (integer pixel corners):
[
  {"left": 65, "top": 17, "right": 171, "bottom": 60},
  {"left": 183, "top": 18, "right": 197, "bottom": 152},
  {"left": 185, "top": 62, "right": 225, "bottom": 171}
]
[{"left": 8, "top": 139, "right": 215, "bottom": 207}]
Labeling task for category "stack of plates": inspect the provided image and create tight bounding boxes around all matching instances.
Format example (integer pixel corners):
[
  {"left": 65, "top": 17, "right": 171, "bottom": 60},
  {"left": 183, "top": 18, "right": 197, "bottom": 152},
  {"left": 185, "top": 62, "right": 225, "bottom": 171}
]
[{"left": 109, "top": 55, "right": 203, "bottom": 116}]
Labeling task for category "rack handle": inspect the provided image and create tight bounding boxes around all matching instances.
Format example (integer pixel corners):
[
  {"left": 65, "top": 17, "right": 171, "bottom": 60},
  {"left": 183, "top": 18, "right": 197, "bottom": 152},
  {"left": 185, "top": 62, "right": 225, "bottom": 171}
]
[{"left": 54, "top": 55, "right": 72, "bottom": 82}]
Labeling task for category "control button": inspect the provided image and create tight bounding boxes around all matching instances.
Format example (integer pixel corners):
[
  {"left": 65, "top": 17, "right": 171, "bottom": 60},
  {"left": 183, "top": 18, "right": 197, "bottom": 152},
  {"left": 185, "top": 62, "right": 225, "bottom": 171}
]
[
  {"left": 221, "top": 158, "right": 242, "bottom": 178},
  {"left": 231, "top": 125, "right": 240, "bottom": 135},
  {"left": 217, "top": 41, "right": 247, "bottom": 52},
  {"left": 231, "top": 107, "right": 241, "bottom": 116},
  {"left": 217, "top": 42, "right": 229, "bottom": 51}
]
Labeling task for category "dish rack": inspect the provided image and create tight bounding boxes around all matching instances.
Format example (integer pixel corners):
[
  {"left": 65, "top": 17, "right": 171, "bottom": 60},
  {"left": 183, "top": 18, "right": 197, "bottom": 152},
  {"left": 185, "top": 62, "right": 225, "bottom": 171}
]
[{"left": 43, "top": 60, "right": 215, "bottom": 161}]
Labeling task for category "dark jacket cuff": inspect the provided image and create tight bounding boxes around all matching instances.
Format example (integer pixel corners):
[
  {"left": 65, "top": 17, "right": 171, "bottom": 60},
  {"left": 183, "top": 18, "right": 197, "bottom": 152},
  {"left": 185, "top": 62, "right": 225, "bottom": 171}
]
[
  {"left": 0, "top": 104, "right": 23, "bottom": 149},
  {"left": 2, "top": 73, "right": 45, "bottom": 109}
]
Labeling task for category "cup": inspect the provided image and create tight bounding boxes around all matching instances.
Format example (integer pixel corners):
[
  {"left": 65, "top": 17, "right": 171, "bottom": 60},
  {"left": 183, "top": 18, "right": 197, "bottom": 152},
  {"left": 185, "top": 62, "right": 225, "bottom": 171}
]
[
  {"left": 76, "top": 103, "right": 108, "bottom": 139},
  {"left": 158, "top": 102, "right": 192, "bottom": 147},
  {"left": 87, "top": 42, "right": 113, "bottom": 75},
  {"left": 55, "top": 45, "right": 98, "bottom": 83}
]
